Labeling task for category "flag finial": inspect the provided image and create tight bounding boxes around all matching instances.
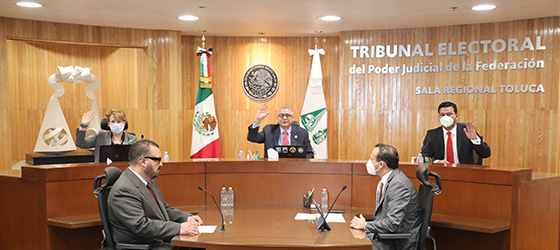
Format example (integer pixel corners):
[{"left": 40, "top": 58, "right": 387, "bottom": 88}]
[
  {"left": 202, "top": 35, "right": 206, "bottom": 49},
  {"left": 314, "top": 37, "right": 317, "bottom": 50}
]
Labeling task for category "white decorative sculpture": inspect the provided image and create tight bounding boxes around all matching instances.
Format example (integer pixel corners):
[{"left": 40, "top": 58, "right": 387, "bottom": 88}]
[{"left": 34, "top": 66, "right": 101, "bottom": 154}]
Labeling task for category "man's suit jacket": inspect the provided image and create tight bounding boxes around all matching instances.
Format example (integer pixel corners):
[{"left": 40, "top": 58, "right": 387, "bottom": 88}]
[
  {"left": 76, "top": 129, "right": 137, "bottom": 163},
  {"left": 421, "top": 123, "right": 491, "bottom": 164},
  {"left": 108, "top": 168, "right": 191, "bottom": 244},
  {"left": 365, "top": 169, "right": 422, "bottom": 250},
  {"left": 247, "top": 122, "right": 314, "bottom": 158}
]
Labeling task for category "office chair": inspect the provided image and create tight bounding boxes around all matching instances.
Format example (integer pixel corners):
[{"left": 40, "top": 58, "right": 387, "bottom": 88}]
[
  {"left": 376, "top": 164, "right": 442, "bottom": 250},
  {"left": 415, "top": 164, "right": 442, "bottom": 250},
  {"left": 94, "top": 167, "right": 150, "bottom": 250},
  {"left": 100, "top": 118, "right": 129, "bottom": 131},
  {"left": 473, "top": 151, "right": 483, "bottom": 165}
]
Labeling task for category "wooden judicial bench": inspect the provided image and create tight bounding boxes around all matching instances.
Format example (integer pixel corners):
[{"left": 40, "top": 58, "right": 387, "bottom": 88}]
[{"left": 0, "top": 159, "right": 558, "bottom": 250}]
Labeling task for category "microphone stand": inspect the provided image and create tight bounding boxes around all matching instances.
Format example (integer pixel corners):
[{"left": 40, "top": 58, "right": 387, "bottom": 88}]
[
  {"left": 324, "top": 185, "right": 347, "bottom": 221},
  {"left": 198, "top": 186, "right": 227, "bottom": 231}
]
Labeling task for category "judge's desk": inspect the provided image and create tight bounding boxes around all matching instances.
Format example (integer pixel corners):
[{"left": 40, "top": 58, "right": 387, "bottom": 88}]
[
  {"left": 1, "top": 158, "right": 559, "bottom": 250},
  {"left": 172, "top": 204, "right": 371, "bottom": 250}
]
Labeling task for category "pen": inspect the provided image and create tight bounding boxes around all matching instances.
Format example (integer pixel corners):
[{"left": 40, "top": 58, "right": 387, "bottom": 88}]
[{"left": 309, "top": 188, "right": 315, "bottom": 197}]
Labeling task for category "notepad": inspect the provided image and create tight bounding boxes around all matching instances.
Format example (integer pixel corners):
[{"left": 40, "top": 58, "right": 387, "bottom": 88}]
[
  {"left": 294, "top": 213, "right": 346, "bottom": 223},
  {"left": 198, "top": 225, "right": 217, "bottom": 233},
  {"left": 295, "top": 213, "right": 320, "bottom": 220},
  {"left": 324, "top": 213, "right": 346, "bottom": 223}
]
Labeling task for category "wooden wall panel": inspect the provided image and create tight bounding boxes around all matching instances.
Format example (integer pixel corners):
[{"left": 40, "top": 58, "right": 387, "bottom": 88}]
[
  {"left": 2, "top": 16, "right": 560, "bottom": 174},
  {"left": 181, "top": 36, "right": 340, "bottom": 159},
  {"left": 1, "top": 17, "right": 13, "bottom": 171},
  {"left": 0, "top": 176, "right": 40, "bottom": 250},
  {"left": 338, "top": 17, "right": 560, "bottom": 172},
  {"left": 6, "top": 41, "right": 150, "bottom": 162},
  {"left": 516, "top": 179, "right": 560, "bottom": 249},
  {"left": 0, "top": 17, "right": 180, "bottom": 170}
]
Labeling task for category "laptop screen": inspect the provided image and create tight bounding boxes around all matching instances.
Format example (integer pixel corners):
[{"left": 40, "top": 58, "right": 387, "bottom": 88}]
[{"left": 99, "top": 145, "right": 131, "bottom": 163}]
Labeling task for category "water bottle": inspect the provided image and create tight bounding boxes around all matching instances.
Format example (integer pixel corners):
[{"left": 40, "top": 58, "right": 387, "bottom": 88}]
[
  {"left": 238, "top": 150, "right": 244, "bottom": 160},
  {"left": 228, "top": 206, "right": 234, "bottom": 224},
  {"left": 163, "top": 151, "right": 170, "bottom": 163},
  {"left": 416, "top": 153, "right": 424, "bottom": 164},
  {"left": 227, "top": 187, "right": 234, "bottom": 207},
  {"left": 220, "top": 187, "right": 227, "bottom": 207},
  {"left": 321, "top": 188, "right": 328, "bottom": 212}
]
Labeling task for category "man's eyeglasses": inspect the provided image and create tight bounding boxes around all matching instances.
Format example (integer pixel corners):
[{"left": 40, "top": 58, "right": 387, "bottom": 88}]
[
  {"left": 278, "top": 114, "right": 293, "bottom": 119},
  {"left": 144, "top": 156, "right": 162, "bottom": 164}
]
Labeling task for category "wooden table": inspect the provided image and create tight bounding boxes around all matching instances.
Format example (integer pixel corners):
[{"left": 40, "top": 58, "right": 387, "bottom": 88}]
[
  {"left": 1, "top": 159, "right": 559, "bottom": 250},
  {"left": 172, "top": 204, "right": 372, "bottom": 249}
]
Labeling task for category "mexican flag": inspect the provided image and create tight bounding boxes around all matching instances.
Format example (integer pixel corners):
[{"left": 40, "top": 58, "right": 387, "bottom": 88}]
[
  {"left": 300, "top": 49, "right": 328, "bottom": 159},
  {"left": 191, "top": 47, "right": 221, "bottom": 158}
]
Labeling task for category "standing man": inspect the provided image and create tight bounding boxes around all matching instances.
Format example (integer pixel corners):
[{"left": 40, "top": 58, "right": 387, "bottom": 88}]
[
  {"left": 350, "top": 144, "right": 422, "bottom": 250},
  {"left": 108, "top": 140, "right": 203, "bottom": 248},
  {"left": 247, "top": 104, "right": 314, "bottom": 158},
  {"left": 421, "top": 101, "right": 491, "bottom": 164}
]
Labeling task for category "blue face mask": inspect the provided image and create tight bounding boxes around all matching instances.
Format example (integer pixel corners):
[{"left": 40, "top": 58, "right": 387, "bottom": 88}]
[{"left": 109, "top": 123, "right": 125, "bottom": 134}]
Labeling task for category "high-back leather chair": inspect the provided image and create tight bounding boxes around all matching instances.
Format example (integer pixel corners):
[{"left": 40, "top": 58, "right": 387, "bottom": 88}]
[
  {"left": 93, "top": 167, "right": 150, "bottom": 250},
  {"left": 415, "top": 164, "right": 442, "bottom": 250},
  {"left": 376, "top": 164, "right": 442, "bottom": 250}
]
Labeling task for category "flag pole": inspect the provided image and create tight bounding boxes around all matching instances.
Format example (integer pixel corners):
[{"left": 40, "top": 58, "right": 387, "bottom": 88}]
[{"left": 202, "top": 35, "right": 206, "bottom": 49}]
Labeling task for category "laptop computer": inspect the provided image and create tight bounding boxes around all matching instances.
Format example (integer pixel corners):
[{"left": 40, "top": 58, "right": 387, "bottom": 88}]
[
  {"left": 274, "top": 145, "right": 307, "bottom": 158},
  {"left": 99, "top": 145, "right": 131, "bottom": 163}
]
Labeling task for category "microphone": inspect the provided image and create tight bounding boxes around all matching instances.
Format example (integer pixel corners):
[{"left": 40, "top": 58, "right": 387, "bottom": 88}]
[
  {"left": 197, "top": 186, "right": 227, "bottom": 231},
  {"left": 324, "top": 185, "right": 347, "bottom": 220},
  {"left": 420, "top": 139, "right": 431, "bottom": 162}
]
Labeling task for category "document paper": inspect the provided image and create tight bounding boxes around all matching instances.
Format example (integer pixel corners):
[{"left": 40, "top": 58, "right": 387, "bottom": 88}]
[
  {"left": 198, "top": 225, "right": 217, "bottom": 233},
  {"left": 294, "top": 213, "right": 346, "bottom": 223}
]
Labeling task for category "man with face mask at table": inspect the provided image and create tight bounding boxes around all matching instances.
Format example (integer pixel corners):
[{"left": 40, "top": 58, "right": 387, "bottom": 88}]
[
  {"left": 420, "top": 101, "right": 491, "bottom": 165},
  {"left": 350, "top": 143, "right": 422, "bottom": 250}
]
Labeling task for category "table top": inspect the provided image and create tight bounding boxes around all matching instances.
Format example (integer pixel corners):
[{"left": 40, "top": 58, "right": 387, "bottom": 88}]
[{"left": 172, "top": 204, "right": 372, "bottom": 249}]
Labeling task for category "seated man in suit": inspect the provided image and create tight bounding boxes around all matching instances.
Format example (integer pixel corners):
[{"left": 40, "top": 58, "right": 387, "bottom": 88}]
[
  {"left": 350, "top": 144, "right": 422, "bottom": 250},
  {"left": 421, "top": 101, "right": 491, "bottom": 164},
  {"left": 108, "top": 139, "right": 203, "bottom": 248},
  {"left": 247, "top": 104, "right": 314, "bottom": 158}
]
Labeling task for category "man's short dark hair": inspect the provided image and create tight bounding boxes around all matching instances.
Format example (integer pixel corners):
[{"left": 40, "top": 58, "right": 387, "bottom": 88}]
[
  {"left": 438, "top": 101, "right": 457, "bottom": 114},
  {"left": 374, "top": 143, "right": 399, "bottom": 170},
  {"left": 129, "top": 140, "right": 159, "bottom": 165}
]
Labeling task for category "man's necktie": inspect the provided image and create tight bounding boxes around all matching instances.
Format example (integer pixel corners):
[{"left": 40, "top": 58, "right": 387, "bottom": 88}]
[
  {"left": 376, "top": 182, "right": 384, "bottom": 208},
  {"left": 282, "top": 131, "right": 289, "bottom": 145},
  {"left": 146, "top": 183, "right": 159, "bottom": 206},
  {"left": 446, "top": 132, "right": 455, "bottom": 164}
]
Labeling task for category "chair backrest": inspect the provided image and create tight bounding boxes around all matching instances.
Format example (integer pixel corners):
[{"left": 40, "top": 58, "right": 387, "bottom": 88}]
[
  {"left": 473, "top": 151, "right": 483, "bottom": 165},
  {"left": 415, "top": 164, "right": 442, "bottom": 250},
  {"left": 101, "top": 117, "right": 129, "bottom": 131},
  {"left": 93, "top": 167, "right": 123, "bottom": 248}
]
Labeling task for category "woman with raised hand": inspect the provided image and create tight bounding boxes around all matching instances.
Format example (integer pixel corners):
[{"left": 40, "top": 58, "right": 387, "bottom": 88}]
[{"left": 76, "top": 109, "right": 137, "bottom": 162}]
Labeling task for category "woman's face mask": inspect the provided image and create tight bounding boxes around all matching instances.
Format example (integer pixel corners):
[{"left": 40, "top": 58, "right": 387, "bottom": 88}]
[{"left": 110, "top": 123, "right": 125, "bottom": 134}]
